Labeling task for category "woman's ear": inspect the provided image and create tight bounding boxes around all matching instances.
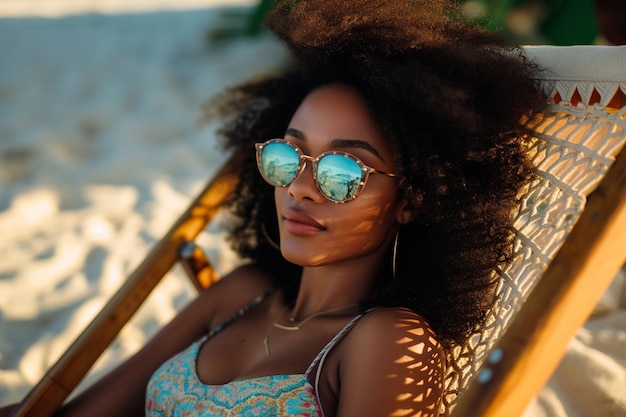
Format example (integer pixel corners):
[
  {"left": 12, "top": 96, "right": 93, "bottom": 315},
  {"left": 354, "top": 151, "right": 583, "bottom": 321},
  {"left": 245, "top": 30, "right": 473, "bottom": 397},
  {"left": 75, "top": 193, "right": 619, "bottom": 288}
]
[{"left": 395, "top": 197, "right": 416, "bottom": 225}]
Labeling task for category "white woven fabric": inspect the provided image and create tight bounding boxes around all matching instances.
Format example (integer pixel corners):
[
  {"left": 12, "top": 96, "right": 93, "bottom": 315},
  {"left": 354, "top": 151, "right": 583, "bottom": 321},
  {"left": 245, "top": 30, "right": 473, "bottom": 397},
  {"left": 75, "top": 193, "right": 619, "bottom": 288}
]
[
  {"left": 443, "top": 45, "right": 626, "bottom": 415},
  {"left": 526, "top": 45, "right": 626, "bottom": 107}
]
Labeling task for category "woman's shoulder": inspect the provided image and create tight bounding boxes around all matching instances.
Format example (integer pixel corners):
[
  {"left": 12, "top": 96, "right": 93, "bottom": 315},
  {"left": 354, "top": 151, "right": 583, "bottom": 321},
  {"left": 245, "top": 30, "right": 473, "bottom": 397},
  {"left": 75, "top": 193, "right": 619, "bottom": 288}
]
[
  {"left": 200, "top": 263, "right": 272, "bottom": 296},
  {"left": 359, "top": 307, "right": 439, "bottom": 339},
  {"left": 209, "top": 263, "right": 273, "bottom": 293},
  {"left": 344, "top": 307, "right": 445, "bottom": 366},
  {"left": 195, "top": 263, "right": 274, "bottom": 324},
  {"left": 329, "top": 307, "right": 446, "bottom": 415}
]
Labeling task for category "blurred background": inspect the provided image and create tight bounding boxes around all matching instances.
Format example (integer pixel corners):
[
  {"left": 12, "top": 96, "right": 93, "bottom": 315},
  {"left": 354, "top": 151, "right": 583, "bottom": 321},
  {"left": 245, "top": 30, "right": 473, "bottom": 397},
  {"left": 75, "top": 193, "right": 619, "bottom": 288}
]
[
  {"left": 460, "top": 0, "right": 625, "bottom": 45},
  {"left": 1, "top": 0, "right": 624, "bottom": 45}
]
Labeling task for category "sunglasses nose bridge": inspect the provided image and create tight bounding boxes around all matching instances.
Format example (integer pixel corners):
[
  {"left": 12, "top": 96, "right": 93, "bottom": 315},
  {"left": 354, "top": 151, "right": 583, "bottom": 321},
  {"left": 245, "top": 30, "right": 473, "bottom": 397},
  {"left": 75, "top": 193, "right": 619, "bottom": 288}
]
[
  {"left": 287, "top": 153, "right": 327, "bottom": 204},
  {"left": 298, "top": 154, "right": 317, "bottom": 177}
]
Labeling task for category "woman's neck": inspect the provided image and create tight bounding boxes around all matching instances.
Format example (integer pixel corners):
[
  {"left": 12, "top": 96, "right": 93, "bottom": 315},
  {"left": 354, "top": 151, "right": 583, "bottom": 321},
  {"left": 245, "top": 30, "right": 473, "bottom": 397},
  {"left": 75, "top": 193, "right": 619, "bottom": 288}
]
[{"left": 289, "top": 261, "right": 380, "bottom": 320}]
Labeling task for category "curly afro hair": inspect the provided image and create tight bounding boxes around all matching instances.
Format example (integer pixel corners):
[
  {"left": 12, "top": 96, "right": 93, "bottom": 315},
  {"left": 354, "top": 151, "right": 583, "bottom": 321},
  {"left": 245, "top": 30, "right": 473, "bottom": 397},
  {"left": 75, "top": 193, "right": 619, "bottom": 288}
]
[{"left": 205, "top": 0, "right": 545, "bottom": 350}]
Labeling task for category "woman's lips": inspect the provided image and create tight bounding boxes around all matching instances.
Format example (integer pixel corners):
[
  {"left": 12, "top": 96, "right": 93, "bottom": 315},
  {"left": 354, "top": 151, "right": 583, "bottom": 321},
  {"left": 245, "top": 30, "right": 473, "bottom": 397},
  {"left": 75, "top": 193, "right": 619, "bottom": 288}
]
[{"left": 283, "top": 210, "right": 326, "bottom": 234}]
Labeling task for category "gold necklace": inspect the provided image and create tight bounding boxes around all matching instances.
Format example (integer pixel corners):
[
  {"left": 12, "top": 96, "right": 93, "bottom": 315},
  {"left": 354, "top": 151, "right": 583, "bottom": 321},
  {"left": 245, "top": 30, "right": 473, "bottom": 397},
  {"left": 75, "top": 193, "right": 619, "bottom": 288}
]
[{"left": 263, "top": 303, "right": 359, "bottom": 356}]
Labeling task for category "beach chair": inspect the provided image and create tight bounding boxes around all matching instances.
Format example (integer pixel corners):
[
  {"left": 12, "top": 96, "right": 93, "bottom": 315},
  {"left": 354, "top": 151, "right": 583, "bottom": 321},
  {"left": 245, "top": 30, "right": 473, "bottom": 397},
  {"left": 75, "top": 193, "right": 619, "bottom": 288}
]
[{"left": 8, "top": 45, "right": 626, "bottom": 417}]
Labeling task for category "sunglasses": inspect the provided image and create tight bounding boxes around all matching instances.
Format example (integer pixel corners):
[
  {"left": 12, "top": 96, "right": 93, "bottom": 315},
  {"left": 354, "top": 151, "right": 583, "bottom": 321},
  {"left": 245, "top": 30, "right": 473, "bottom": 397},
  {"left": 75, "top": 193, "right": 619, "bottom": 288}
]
[{"left": 255, "top": 139, "right": 397, "bottom": 203}]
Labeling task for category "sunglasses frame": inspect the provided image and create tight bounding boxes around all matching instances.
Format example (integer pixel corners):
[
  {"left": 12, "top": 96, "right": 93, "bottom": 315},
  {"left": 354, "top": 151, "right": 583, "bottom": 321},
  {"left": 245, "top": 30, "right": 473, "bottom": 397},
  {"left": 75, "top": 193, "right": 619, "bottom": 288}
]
[{"left": 255, "top": 139, "right": 397, "bottom": 203}]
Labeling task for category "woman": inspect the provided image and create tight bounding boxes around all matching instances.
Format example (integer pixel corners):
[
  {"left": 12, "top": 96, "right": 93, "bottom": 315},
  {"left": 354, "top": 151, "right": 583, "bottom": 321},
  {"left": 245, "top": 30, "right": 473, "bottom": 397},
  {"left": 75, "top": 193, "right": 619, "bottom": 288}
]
[{"left": 1, "top": 0, "right": 544, "bottom": 416}]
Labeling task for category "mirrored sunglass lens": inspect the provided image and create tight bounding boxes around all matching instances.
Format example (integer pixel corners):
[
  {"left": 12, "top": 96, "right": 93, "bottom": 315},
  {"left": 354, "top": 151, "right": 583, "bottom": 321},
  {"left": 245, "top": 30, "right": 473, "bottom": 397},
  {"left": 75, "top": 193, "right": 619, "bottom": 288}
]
[
  {"left": 261, "top": 143, "right": 300, "bottom": 186},
  {"left": 317, "top": 154, "right": 363, "bottom": 201}
]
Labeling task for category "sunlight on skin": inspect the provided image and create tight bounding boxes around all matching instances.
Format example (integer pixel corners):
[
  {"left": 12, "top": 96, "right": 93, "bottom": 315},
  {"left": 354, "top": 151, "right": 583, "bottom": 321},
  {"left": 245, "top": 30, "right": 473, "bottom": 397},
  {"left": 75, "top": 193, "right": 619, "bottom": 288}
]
[
  {"left": 348, "top": 318, "right": 445, "bottom": 417},
  {"left": 277, "top": 194, "right": 396, "bottom": 266},
  {"left": 386, "top": 317, "right": 444, "bottom": 417},
  {"left": 391, "top": 408, "right": 433, "bottom": 417},
  {"left": 316, "top": 202, "right": 394, "bottom": 262},
  {"left": 274, "top": 84, "right": 403, "bottom": 270}
]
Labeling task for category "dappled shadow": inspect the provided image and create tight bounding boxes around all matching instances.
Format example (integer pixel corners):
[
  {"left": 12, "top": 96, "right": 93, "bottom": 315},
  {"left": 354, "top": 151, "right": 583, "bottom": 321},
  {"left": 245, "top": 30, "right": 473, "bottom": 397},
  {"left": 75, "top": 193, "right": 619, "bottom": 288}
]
[{"left": 387, "top": 316, "right": 445, "bottom": 417}]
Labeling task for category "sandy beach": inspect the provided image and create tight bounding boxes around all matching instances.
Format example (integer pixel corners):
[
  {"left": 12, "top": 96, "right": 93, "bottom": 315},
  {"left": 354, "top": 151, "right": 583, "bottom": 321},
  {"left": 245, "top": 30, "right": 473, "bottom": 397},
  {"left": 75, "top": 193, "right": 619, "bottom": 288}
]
[{"left": 0, "top": 2, "right": 624, "bottom": 415}]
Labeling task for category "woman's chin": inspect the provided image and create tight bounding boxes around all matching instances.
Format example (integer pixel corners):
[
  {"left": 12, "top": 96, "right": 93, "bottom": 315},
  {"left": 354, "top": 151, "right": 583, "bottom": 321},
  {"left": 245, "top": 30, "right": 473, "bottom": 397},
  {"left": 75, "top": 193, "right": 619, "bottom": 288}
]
[{"left": 280, "top": 244, "right": 331, "bottom": 268}]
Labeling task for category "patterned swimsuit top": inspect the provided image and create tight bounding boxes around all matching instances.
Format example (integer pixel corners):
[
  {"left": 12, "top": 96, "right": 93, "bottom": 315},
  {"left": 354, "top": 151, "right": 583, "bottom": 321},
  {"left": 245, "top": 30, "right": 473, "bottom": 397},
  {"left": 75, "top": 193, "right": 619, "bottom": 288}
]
[{"left": 145, "top": 291, "right": 366, "bottom": 417}]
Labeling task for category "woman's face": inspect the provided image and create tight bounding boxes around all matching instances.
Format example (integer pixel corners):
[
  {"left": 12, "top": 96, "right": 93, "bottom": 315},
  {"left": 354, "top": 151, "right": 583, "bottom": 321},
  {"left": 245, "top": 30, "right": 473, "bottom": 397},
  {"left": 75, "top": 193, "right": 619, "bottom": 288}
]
[{"left": 274, "top": 83, "right": 407, "bottom": 267}]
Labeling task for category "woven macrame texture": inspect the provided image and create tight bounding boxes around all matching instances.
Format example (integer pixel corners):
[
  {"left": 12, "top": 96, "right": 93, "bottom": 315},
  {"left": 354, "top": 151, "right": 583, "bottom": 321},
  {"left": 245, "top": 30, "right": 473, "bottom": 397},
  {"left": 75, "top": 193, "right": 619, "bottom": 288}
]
[{"left": 441, "top": 45, "right": 626, "bottom": 415}]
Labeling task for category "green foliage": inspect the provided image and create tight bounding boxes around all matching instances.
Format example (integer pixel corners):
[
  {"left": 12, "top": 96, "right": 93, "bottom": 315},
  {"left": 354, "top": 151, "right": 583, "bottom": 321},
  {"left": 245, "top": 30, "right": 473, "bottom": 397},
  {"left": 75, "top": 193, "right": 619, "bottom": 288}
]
[
  {"left": 460, "top": 0, "right": 599, "bottom": 45},
  {"left": 207, "top": 0, "right": 276, "bottom": 42},
  {"left": 207, "top": 0, "right": 600, "bottom": 46}
]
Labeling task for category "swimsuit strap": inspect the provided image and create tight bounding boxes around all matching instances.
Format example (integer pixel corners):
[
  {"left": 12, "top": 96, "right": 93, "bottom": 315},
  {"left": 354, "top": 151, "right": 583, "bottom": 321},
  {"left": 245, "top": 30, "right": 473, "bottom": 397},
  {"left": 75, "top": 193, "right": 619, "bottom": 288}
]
[
  {"left": 305, "top": 310, "right": 372, "bottom": 417},
  {"left": 206, "top": 289, "right": 273, "bottom": 339},
  {"left": 304, "top": 310, "right": 370, "bottom": 377}
]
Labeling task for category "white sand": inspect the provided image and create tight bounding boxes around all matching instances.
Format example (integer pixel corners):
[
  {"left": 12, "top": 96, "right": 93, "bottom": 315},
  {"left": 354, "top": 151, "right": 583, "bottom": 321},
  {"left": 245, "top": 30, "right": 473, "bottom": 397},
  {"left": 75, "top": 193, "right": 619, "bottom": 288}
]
[
  {"left": 0, "top": 0, "right": 254, "bottom": 18},
  {"left": 0, "top": 3, "right": 624, "bottom": 415},
  {"left": 0, "top": 1, "right": 289, "bottom": 404}
]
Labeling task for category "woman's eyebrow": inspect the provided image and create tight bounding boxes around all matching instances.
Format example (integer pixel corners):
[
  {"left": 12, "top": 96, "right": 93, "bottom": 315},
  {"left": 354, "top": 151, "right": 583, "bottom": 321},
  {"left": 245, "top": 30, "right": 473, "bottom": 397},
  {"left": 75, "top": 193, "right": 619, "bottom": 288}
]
[
  {"left": 330, "top": 138, "right": 384, "bottom": 161},
  {"left": 285, "top": 128, "right": 384, "bottom": 161},
  {"left": 285, "top": 128, "right": 305, "bottom": 140}
]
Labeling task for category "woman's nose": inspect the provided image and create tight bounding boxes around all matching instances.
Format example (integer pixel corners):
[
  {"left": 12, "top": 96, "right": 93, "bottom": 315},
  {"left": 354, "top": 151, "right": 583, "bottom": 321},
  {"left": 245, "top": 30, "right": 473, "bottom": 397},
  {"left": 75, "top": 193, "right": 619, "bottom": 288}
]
[{"left": 288, "top": 163, "right": 325, "bottom": 203}]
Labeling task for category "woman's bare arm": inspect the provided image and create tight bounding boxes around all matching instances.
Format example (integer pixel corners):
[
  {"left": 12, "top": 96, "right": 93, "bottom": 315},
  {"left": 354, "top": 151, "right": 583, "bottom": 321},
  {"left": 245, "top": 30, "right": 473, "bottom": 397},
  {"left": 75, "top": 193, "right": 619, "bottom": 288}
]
[
  {"left": 51, "top": 264, "right": 269, "bottom": 417},
  {"left": 336, "top": 308, "right": 446, "bottom": 417},
  {"left": 0, "top": 296, "right": 210, "bottom": 417},
  {"left": 55, "top": 286, "right": 216, "bottom": 417}
]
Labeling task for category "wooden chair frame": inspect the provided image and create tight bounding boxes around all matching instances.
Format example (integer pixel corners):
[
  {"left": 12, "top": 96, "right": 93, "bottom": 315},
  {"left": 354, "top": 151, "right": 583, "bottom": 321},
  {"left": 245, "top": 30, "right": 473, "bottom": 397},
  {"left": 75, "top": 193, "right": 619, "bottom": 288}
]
[{"left": 8, "top": 45, "right": 626, "bottom": 417}]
